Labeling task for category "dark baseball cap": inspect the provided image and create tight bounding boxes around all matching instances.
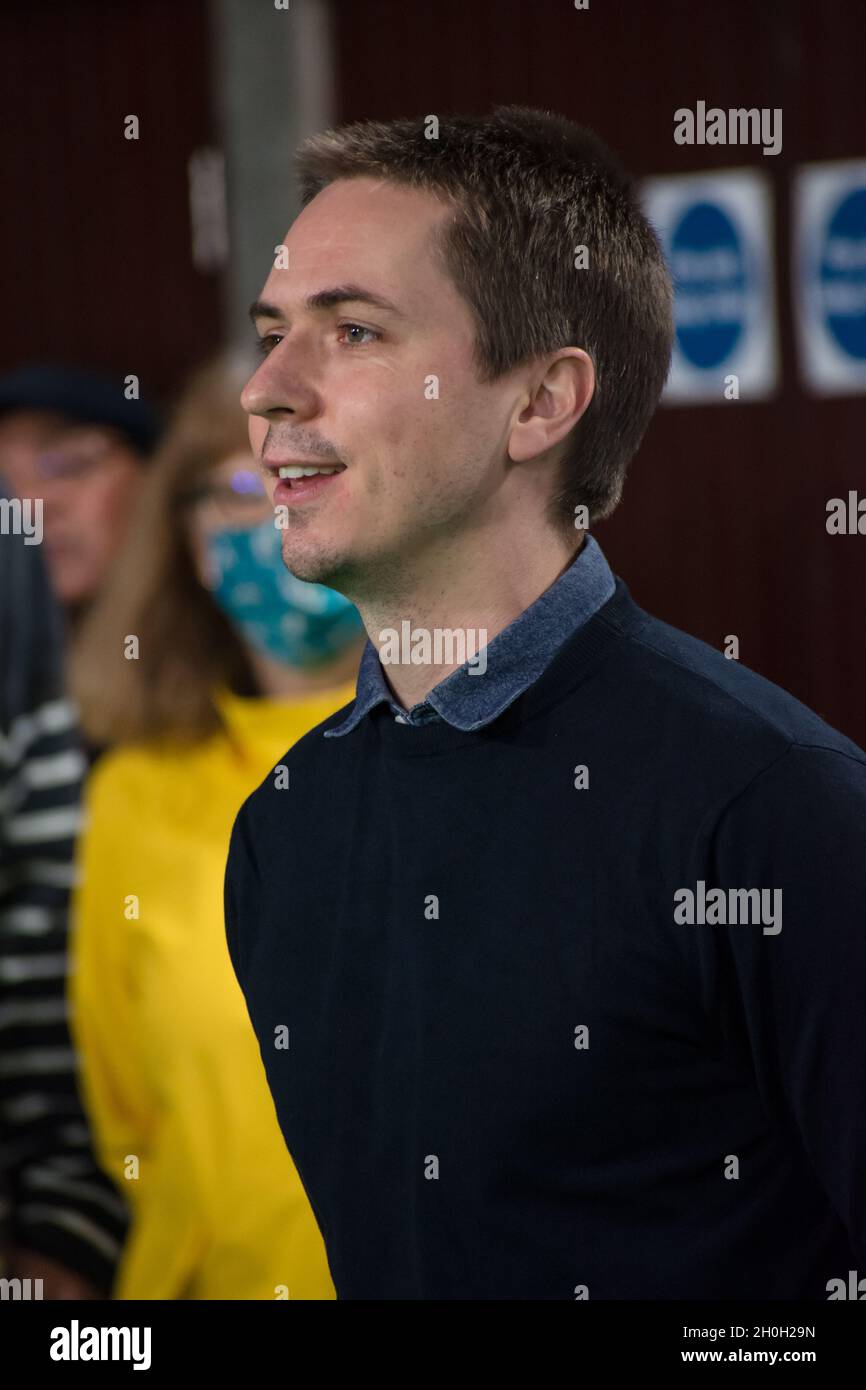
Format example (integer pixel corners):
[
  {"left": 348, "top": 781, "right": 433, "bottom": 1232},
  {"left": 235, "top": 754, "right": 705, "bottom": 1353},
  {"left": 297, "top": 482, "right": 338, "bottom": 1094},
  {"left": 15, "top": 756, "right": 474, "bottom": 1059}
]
[{"left": 0, "top": 363, "right": 163, "bottom": 457}]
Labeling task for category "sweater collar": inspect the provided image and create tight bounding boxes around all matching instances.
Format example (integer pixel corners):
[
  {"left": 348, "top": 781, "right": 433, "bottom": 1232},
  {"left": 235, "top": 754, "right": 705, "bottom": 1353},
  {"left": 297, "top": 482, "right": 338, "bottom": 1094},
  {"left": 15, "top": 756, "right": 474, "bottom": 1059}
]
[{"left": 325, "top": 533, "right": 616, "bottom": 737}]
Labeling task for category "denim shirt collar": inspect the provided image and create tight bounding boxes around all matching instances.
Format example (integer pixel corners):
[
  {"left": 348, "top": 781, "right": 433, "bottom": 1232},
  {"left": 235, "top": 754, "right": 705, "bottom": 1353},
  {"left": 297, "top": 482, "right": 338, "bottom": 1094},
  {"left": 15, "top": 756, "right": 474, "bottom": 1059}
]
[{"left": 324, "top": 532, "right": 615, "bottom": 737}]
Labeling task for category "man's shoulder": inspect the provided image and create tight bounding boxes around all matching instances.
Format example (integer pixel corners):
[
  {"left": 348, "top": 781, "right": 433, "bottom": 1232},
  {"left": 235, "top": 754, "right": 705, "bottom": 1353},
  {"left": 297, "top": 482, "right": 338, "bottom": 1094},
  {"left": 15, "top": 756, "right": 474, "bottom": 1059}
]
[{"left": 601, "top": 598, "right": 866, "bottom": 768}]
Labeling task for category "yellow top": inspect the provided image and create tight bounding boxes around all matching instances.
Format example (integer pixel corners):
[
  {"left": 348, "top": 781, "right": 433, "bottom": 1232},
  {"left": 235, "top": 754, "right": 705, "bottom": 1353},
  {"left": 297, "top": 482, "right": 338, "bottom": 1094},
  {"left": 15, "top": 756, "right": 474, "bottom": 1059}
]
[{"left": 68, "top": 681, "right": 357, "bottom": 1300}]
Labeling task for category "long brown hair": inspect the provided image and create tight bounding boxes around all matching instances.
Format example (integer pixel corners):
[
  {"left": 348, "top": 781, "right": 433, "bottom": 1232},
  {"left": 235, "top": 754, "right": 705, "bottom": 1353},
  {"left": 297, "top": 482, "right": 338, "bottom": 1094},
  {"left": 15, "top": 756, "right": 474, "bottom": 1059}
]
[{"left": 70, "top": 353, "right": 261, "bottom": 746}]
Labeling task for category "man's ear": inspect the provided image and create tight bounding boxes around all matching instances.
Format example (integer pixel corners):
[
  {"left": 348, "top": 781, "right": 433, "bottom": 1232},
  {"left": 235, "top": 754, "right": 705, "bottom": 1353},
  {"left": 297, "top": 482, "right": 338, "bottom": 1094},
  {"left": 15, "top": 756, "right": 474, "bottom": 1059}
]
[{"left": 508, "top": 349, "right": 595, "bottom": 464}]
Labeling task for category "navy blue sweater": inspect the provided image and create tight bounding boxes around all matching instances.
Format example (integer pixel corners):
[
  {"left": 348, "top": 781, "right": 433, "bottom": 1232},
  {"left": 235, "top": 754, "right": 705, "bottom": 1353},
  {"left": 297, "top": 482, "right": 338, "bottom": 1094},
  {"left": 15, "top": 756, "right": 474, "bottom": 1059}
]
[{"left": 225, "top": 578, "right": 866, "bottom": 1299}]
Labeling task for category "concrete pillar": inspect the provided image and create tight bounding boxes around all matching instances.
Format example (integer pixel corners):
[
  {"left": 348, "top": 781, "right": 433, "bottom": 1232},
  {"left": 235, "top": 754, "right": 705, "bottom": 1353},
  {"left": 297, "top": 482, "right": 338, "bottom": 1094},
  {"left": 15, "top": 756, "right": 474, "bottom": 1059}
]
[{"left": 210, "top": 0, "right": 335, "bottom": 348}]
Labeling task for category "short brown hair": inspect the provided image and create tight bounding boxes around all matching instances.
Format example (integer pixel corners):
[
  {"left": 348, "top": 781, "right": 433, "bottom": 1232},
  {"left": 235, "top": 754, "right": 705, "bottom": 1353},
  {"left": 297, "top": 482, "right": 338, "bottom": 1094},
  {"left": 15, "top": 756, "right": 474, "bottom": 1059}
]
[{"left": 296, "top": 105, "right": 674, "bottom": 533}]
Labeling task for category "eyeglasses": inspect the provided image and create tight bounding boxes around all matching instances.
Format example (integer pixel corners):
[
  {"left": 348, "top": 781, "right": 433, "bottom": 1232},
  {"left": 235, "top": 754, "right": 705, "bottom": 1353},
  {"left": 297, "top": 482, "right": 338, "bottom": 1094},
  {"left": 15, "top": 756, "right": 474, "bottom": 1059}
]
[
  {"left": 26, "top": 429, "right": 125, "bottom": 482},
  {"left": 180, "top": 468, "right": 273, "bottom": 526}
]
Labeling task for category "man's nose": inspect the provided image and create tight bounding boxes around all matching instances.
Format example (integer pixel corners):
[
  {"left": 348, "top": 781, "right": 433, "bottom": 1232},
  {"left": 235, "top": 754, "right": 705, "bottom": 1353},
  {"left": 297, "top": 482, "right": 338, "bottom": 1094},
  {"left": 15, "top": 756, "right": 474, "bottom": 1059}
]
[
  {"left": 241, "top": 341, "right": 319, "bottom": 421},
  {"left": 239, "top": 366, "right": 269, "bottom": 416}
]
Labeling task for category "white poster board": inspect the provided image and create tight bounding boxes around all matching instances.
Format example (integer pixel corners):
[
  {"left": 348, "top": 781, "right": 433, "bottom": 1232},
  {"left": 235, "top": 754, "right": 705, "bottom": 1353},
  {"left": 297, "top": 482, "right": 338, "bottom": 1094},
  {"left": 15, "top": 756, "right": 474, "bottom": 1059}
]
[
  {"left": 793, "top": 160, "right": 866, "bottom": 395},
  {"left": 641, "top": 169, "right": 778, "bottom": 404}
]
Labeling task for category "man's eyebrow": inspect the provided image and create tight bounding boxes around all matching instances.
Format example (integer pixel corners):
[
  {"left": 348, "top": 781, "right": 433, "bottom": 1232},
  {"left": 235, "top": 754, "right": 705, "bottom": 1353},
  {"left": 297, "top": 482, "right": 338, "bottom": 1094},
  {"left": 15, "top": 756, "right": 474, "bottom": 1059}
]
[{"left": 248, "top": 285, "right": 405, "bottom": 325}]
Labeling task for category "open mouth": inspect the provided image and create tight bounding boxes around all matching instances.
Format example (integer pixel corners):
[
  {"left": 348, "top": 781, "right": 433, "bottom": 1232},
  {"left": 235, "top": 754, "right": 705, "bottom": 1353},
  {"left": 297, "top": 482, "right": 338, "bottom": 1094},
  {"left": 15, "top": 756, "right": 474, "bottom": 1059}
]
[{"left": 273, "top": 463, "right": 346, "bottom": 503}]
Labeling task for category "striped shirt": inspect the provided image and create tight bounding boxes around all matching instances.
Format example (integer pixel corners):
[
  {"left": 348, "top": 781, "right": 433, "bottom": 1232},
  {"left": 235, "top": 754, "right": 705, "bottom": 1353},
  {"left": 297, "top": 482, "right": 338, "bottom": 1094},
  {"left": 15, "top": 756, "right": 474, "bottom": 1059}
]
[{"left": 1, "top": 487, "right": 128, "bottom": 1291}]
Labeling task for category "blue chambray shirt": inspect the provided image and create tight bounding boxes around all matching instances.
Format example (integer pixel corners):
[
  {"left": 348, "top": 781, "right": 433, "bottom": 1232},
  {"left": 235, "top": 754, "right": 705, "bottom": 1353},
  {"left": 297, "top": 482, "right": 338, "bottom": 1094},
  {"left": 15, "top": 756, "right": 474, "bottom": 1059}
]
[{"left": 324, "top": 532, "right": 616, "bottom": 737}]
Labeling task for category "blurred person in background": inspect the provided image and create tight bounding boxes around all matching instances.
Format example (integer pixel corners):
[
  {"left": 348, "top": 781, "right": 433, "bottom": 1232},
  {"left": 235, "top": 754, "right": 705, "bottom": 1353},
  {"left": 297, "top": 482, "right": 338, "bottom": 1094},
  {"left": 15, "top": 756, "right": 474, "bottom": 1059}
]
[
  {"left": 67, "top": 353, "right": 365, "bottom": 1299},
  {"left": 0, "top": 365, "right": 160, "bottom": 635},
  {"left": 0, "top": 365, "right": 160, "bottom": 1299},
  {"left": 1, "top": 486, "right": 128, "bottom": 1298}
]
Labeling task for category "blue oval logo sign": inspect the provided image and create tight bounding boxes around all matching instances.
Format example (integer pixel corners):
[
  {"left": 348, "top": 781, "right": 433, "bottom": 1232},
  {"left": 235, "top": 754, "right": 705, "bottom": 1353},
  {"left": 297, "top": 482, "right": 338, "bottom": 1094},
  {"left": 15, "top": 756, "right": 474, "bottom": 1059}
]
[
  {"left": 819, "top": 187, "right": 866, "bottom": 361},
  {"left": 669, "top": 202, "right": 748, "bottom": 369}
]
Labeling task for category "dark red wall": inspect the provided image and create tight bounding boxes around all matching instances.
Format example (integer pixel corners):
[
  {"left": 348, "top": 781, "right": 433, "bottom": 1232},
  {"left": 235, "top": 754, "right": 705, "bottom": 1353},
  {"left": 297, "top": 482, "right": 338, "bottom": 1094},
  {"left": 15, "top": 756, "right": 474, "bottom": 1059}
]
[
  {"left": 331, "top": 0, "right": 866, "bottom": 744},
  {"left": 0, "top": 0, "right": 221, "bottom": 402}
]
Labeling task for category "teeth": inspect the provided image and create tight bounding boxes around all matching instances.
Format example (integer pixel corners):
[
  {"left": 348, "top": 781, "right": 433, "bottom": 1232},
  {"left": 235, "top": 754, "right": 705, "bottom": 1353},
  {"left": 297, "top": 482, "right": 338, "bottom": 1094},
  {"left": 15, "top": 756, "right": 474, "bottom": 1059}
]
[{"left": 277, "top": 465, "right": 341, "bottom": 479}]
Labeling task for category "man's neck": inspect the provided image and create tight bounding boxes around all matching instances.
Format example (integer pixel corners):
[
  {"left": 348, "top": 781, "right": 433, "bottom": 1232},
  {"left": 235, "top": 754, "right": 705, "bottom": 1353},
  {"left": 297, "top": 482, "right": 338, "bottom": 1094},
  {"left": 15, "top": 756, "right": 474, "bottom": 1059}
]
[{"left": 366, "top": 529, "right": 586, "bottom": 711}]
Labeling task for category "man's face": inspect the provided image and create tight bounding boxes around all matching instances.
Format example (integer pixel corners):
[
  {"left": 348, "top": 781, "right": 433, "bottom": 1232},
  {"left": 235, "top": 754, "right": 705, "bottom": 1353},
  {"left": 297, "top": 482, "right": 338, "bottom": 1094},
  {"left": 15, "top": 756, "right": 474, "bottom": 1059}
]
[
  {"left": 0, "top": 409, "right": 143, "bottom": 608},
  {"left": 242, "top": 177, "right": 523, "bottom": 594}
]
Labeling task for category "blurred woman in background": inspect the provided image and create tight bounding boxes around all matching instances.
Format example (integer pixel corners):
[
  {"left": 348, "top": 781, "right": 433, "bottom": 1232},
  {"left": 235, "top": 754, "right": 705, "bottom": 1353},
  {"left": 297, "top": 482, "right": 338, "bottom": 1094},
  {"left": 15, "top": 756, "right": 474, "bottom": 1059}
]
[{"left": 67, "top": 354, "right": 365, "bottom": 1299}]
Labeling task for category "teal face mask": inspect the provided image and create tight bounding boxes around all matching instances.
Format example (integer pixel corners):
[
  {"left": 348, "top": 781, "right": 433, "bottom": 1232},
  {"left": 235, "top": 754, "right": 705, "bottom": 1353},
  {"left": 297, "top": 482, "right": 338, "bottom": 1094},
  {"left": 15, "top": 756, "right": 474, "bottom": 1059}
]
[{"left": 205, "top": 518, "right": 366, "bottom": 668}]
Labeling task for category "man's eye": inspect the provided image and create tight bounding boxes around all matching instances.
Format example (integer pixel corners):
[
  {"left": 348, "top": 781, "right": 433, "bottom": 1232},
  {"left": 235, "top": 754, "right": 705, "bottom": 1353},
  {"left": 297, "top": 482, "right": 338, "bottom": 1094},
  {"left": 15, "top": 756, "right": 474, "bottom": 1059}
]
[
  {"left": 337, "top": 323, "right": 381, "bottom": 346},
  {"left": 254, "top": 334, "right": 282, "bottom": 356}
]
